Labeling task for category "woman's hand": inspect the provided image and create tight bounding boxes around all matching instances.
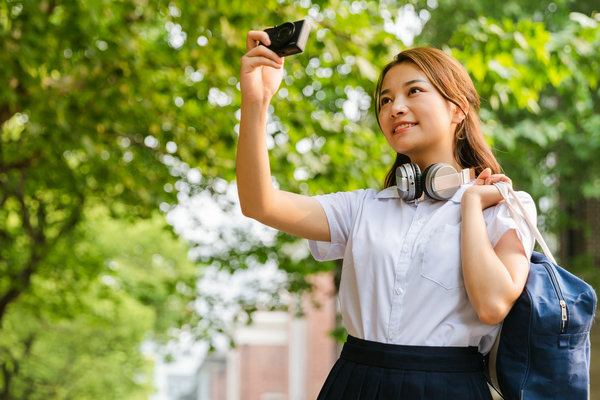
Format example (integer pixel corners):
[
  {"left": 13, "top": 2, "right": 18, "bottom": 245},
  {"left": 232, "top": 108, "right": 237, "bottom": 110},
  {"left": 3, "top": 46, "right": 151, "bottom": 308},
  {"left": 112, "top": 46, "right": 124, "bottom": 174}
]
[
  {"left": 240, "top": 30, "right": 285, "bottom": 105},
  {"left": 462, "top": 168, "right": 512, "bottom": 210}
]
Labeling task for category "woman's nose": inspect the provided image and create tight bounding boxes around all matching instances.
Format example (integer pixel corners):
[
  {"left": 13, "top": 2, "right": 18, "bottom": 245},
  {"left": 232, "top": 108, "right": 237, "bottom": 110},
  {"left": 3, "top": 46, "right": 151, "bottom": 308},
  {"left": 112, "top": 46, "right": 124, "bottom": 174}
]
[{"left": 390, "top": 100, "right": 408, "bottom": 117}]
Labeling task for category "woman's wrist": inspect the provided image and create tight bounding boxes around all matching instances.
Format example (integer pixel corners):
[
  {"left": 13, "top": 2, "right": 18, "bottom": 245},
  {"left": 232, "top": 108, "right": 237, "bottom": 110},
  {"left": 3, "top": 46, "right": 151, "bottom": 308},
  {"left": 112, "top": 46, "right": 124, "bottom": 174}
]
[
  {"left": 461, "top": 189, "right": 483, "bottom": 211},
  {"left": 240, "top": 98, "right": 271, "bottom": 128},
  {"left": 463, "top": 185, "right": 504, "bottom": 211},
  {"left": 241, "top": 93, "right": 272, "bottom": 109}
]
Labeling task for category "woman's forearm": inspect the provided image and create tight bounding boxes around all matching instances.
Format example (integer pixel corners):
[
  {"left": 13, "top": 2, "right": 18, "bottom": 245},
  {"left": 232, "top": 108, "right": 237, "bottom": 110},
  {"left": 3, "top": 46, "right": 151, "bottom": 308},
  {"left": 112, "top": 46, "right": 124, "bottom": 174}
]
[
  {"left": 235, "top": 100, "right": 330, "bottom": 241},
  {"left": 460, "top": 192, "right": 524, "bottom": 325},
  {"left": 236, "top": 99, "right": 275, "bottom": 219}
]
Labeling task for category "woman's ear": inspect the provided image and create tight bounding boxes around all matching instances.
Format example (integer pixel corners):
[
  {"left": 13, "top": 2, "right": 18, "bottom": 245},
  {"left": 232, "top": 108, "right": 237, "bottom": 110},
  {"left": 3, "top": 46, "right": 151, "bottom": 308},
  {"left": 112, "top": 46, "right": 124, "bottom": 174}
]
[{"left": 451, "top": 95, "right": 469, "bottom": 124}]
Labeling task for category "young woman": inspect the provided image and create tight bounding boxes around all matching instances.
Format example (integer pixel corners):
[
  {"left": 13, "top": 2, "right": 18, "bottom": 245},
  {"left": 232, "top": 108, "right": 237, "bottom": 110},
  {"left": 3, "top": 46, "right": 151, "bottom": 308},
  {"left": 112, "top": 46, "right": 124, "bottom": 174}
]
[{"left": 237, "top": 30, "right": 536, "bottom": 399}]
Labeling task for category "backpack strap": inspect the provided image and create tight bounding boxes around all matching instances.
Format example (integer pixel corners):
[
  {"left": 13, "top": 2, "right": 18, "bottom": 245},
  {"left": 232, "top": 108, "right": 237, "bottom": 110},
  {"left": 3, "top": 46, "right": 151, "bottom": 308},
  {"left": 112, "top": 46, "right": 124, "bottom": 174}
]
[
  {"left": 486, "top": 322, "right": 505, "bottom": 399},
  {"left": 488, "top": 182, "right": 555, "bottom": 399},
  {"left": 493, "top": 182, "right": 557, "bottom": 265}
]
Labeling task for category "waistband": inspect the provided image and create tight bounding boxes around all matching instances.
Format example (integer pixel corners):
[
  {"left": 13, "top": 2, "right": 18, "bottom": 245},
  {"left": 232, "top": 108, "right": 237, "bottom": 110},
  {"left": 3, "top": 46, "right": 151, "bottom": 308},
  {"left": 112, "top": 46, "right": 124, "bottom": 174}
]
[{"left": 341, "top": 335, "right": 485, "bottom": 373}]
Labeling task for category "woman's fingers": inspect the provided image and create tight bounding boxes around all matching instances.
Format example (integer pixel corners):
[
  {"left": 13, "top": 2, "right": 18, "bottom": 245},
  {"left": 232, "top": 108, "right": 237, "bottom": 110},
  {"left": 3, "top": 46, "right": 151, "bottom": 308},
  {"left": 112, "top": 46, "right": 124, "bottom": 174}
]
[
  {"left": 240, "top": 30, "right": 284, "bottom": 104},
  {"left": 485, "top": 174, "right": 512, "bottom": 186},
  {"left": 475, "top": 168, "right": 512, "bottom": 186},
  {"left": 243, "top": 30, "right": 284, "bottom": 74},
  {"left": 246, "top": 43, "right": 282, "bottom": 62},
  {"left": 242, "top": 44, "right": 283, "bottom": 70},
  {"left": 475, "top": 168, "right": 491, "bottom": 185},
  {"left": 242, "top": 55, "right": 283, "bottom": 70},
  {"left": 246, "top": 30, "right": 271, "bottom": 51}
]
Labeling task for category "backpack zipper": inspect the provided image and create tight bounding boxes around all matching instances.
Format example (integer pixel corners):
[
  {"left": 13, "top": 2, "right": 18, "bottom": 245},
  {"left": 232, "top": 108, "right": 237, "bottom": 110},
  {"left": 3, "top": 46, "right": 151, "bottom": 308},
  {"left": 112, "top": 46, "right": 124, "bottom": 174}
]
[
  {"left": 541, "top": 259, "right": 568, "bottom": 333},
  {"left": 560, "top": 300, "right": 568, "bottom": 332}
]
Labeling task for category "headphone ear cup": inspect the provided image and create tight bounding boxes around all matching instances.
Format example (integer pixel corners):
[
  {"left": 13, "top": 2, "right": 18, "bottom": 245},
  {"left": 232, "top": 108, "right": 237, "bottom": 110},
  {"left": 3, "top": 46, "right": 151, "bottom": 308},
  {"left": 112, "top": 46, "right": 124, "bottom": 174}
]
[
  {"left": 424, "top": 163, "right": 462, "bottom": 200},
  {"left": 396, "top": 163, "right": 421, "bottom": 201},
  {"left": 412, "top": 164, "right": 423, "bottom": 200},
  {"left": 422, "top": 163, "right": 438, "bottom": 199}
]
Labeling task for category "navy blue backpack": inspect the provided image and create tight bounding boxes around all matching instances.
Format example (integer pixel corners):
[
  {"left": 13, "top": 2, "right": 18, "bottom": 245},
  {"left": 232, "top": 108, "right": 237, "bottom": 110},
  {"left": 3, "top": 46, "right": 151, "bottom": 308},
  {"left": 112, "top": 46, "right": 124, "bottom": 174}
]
[{"left": 488, "top": 183, "right": 597, "bottom": 400}]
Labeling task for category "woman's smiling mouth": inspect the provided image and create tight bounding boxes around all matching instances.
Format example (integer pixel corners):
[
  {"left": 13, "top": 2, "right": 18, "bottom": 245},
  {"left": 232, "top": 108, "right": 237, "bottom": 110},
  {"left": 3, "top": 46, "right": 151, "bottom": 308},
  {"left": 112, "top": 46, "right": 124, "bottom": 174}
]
[{"left": 392, "top": 122, "right": 418, "bottom": 135}]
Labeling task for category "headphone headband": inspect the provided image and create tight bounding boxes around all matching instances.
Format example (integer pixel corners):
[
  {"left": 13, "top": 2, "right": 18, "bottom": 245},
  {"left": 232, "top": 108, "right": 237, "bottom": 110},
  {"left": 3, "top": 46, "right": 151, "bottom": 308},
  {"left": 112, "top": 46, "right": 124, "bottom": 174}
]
[{"left": 396, "top": 163, "right": 474, "bottom": 201}]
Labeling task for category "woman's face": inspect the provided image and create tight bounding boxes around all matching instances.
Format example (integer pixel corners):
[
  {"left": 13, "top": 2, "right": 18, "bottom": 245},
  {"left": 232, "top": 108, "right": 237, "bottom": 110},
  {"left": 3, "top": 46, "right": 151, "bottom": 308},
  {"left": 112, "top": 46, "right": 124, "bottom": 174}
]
[{"left": 377, "top": 62, "right": 462, "bottom": 167}]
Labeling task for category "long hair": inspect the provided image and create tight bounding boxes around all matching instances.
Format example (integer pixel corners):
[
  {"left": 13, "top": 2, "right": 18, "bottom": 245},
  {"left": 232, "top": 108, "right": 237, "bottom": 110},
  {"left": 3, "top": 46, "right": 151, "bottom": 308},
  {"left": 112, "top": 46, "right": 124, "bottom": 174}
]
[{"left": 374, "top": 47, "right": 501, "bottom": 188}]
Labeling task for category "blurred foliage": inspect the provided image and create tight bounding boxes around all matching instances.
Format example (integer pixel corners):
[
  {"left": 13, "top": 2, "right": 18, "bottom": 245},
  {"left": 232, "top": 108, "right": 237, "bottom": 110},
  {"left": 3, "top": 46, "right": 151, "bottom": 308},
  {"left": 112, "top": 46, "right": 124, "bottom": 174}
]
[
  {"left": 0, "top": 209, "right": 197, "bottom": 398},
  {"left": 448, "top": 5, "right": 600, "bottom": 284},
  {"left": 1, "top": 0, "right": 600, "bottom": 398}
]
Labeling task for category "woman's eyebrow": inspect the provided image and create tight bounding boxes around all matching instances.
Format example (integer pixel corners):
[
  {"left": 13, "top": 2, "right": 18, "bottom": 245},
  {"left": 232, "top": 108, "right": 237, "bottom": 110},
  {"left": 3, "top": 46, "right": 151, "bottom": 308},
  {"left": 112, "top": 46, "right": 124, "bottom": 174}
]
[
  {"left": 403, "top": 79, "right": 427, "bottom": 87},
  {"left": 380, "top": 79, "right": 428, "bottom": 96}
]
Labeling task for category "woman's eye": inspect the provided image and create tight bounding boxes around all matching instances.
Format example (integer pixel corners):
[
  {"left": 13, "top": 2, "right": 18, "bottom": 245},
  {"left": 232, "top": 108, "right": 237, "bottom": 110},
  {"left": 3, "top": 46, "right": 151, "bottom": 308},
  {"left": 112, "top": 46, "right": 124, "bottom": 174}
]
[
  {"left": 380, "top": 97, "right": 392, "bottom": 106},
  {"left": 408, "top": 87, "right": 422, "bottom": 95}
]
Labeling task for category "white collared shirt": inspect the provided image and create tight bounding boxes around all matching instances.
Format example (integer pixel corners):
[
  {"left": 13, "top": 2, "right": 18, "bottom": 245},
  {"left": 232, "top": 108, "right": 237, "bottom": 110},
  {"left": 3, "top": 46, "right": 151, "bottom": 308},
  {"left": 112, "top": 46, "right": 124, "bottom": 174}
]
[{"left": 309, "top": 182, "right": 536, "bottom": 354}]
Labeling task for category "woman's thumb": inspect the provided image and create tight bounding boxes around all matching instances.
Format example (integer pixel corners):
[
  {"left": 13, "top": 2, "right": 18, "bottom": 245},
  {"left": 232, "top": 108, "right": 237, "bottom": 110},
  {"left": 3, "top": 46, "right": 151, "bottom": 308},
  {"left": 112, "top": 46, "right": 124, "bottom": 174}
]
[{"left": 475, "top": 167, "right": 491, "bottom": 184}]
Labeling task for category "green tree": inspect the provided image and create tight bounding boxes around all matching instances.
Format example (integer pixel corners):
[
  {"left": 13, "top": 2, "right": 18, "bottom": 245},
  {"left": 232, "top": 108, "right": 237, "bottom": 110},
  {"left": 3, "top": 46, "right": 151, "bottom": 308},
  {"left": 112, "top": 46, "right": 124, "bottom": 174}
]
[
  {"left": 1, "top": 0, "right": 181, "bottom": 325},
  {"left": 0, "top": 209, "right": 197, "bottom": 399},
  {"left": 447, "top": 9, "right": 600, "bottom": 283},
  {"left": 177, "top": 0, "right": 600, "bottom": 287},
  {"left": 2, "top": 0, "right": 600, "bottom": 397}
]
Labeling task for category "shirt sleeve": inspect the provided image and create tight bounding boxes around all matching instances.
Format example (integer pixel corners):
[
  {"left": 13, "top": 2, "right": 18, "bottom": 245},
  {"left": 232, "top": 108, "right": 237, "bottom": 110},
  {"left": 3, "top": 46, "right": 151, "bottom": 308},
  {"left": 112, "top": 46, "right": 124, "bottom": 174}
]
[
  {"left": 483, "top": 190, "right": 537, "bottom": 260},
  {"left": 308, "top": 189, "right": 367, "bottom": 261}
]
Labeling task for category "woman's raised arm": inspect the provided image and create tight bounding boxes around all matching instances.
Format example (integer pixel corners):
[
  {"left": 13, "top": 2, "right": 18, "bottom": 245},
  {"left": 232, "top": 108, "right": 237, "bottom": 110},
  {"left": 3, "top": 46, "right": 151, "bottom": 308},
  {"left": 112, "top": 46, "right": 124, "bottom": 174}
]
[
  {"left": 236, "top": 30, "right": 330, "bottom": 242},
  {"left": 460, "top": 169, "right": 530, "bottom": 325}
]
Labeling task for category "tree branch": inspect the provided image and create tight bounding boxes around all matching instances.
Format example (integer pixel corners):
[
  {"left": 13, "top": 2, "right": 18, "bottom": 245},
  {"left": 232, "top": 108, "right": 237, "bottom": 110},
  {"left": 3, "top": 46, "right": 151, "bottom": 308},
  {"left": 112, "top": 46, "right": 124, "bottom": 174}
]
[
  {"left": 1, "top": 361, "right": 12, "bottom": 400},
  {"left": 0, "top": 348, "right": 17, "bottom": 400},
  {"left": 0, "top": 261, "right": 39, "bottom": 328},
  {"left": 0, "top": 151, "right": 43, "bottom": 173},
  {"left": 0, "top": 181, "right": 85, "bottom": 326},
  {"left": 17, "top": 334, "right": 37, "bottom": 400},
  {"left": 0, "top": 105, "right": 16, "bottom": 127},
  {"left": 16, "top": 173, "right": 38, "bottom": 243},
  {"left": 0, "top": 332, "right": 37, "bottom": 399}
]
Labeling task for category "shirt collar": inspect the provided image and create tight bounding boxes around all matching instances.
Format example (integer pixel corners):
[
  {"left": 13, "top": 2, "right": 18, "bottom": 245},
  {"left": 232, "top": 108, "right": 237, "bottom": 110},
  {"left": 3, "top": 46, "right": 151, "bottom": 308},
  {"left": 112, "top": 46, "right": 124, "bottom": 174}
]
[
  {"left": 374, "top": 186, "right": 400, "bottom": 199},
  {"left": 375, "top": 180, "right": 476, "bottom": 202}
]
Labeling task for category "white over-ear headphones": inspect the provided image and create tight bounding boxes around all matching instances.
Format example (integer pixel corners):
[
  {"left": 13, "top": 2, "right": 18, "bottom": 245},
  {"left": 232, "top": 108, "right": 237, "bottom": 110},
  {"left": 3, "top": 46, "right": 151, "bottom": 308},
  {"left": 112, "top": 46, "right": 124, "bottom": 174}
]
[{"left": 396, "top": 163, "right": 473, "bottom": 201}]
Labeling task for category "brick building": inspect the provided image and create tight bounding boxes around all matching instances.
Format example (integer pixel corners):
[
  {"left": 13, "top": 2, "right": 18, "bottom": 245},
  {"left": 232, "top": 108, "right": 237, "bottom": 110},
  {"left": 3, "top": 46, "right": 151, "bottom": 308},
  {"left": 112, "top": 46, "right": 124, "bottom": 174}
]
[{"left": 198, "top": 273, "right": 339, "bottom": 400}]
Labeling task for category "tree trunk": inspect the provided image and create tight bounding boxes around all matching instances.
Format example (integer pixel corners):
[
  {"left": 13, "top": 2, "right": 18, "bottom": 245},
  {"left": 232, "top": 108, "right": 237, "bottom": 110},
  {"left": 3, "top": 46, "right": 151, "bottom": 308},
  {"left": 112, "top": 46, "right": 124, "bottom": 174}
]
[{"left": 559, "top": 198, "right": 600, "bottom": 267}]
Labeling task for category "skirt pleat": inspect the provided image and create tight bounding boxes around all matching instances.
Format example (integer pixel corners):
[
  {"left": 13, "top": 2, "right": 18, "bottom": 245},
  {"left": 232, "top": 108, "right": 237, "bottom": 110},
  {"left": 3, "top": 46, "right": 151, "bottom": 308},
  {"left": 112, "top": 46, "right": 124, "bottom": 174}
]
[
  {"left": 424, "top": 370, "right": 446, "bottom": 399},
  {"left": 377, "top": 368, "right": 405, "bottom": 400},
  {"left": 355, "top": 366, "right": 383, "bottom": 400},
  {"left": 317, "top": 357, "right": 346, "bottom": 400},
  {"left": 398, "top": 371, "right": 425, "bottom": 399},
  {"left": 341, "top": 361, "right": 369, "bottom": 399},
  {"left": 317, "top": 336, "right": 492, "bottom": 400}
]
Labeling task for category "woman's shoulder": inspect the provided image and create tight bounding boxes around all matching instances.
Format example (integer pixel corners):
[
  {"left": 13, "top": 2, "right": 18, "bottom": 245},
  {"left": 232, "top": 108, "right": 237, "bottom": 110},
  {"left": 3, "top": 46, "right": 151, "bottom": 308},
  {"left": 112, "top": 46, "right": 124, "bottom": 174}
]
[
  {"left": 484, "top": 188, "right": 537, "bottom": 220},
  {"left": 314, "top": 187, "right": 383, "bottom": 200},
  {"left": 504, "top": 189, "right": 535, "bottom": 210},
  {"left": 312, "top": 187, "right": 394, "bottom": 214}
]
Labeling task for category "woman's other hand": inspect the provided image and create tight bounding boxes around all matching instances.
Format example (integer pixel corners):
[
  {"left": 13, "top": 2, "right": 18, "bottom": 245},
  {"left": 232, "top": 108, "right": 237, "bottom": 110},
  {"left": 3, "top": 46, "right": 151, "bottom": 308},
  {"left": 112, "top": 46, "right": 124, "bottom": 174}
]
[
  {"left": 462, "top": 168, "right": 512, "bottom": 210},
  {"left": 240, "top": 30, "right": 285, "bottom": 105}
]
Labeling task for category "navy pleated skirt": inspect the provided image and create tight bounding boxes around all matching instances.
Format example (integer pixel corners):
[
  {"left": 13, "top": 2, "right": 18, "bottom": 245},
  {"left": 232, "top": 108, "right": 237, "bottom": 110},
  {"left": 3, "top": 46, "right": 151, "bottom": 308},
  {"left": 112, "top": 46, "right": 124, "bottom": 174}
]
[{"left": 317, "top": 336, "right": 492, "bottom": 400}]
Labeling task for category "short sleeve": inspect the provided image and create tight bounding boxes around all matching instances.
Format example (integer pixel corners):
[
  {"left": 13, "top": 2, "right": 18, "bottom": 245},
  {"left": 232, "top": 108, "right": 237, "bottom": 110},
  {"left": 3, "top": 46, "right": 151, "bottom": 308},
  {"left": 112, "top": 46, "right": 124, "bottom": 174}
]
[
  {"left": 483, "top": 190, "right": 537, "bottom": 260},
  {"left": 308, "top": 189, "right": 367, "bottom": 261}
]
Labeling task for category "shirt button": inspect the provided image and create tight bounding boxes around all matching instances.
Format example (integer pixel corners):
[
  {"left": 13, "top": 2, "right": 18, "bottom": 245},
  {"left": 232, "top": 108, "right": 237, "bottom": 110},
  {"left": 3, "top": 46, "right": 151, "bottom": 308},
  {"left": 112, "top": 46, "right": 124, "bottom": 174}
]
[{"left": 395, "top": 288, "right": 403, "bottom": 295}]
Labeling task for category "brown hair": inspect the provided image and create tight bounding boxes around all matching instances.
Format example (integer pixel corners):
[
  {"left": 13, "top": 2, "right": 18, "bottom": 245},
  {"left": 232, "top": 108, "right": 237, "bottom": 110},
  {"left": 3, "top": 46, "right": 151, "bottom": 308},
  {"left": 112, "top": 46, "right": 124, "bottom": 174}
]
[{"left": 374, "top": 47, "right": 501, "bottom": 188}]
